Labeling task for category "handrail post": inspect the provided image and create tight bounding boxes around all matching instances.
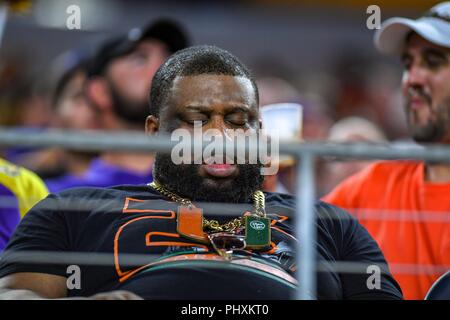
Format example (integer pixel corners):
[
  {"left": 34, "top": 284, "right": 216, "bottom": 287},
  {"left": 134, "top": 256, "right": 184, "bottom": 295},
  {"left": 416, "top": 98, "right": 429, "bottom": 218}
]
[{"left": 295, "top": 152, "right": 317, "bottom": 300}]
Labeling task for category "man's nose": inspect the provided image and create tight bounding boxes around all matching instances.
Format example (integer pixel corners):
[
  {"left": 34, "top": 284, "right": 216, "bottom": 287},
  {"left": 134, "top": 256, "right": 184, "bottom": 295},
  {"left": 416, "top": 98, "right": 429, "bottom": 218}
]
[
  {"left": 403, "top": 64, "right": 428, "bottom": 89},
  {"left": 208, "top": 115, "right": 233, "bottom": 141}
]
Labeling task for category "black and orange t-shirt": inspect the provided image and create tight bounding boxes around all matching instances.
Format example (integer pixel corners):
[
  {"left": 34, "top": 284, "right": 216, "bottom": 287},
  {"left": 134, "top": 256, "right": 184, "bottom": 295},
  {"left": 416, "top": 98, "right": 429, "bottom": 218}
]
[
  {"left": 323, "top": 160, "right": 450, "bottom": 300},
  {"left": 0, "top": 184, "right": 402, "bottom": 299}
]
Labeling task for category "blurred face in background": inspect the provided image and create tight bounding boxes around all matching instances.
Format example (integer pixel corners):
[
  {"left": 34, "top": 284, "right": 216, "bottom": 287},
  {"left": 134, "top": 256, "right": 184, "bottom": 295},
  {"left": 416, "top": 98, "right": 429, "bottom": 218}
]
[
  {"left": 401, "top": 33, "right": 450, "bottom": 143},
  {"left": 105, "top": 39, "right": 170, "bottom": 124},
  {"left": 54, "top": 70, "right": 99, "bottom": 130}
]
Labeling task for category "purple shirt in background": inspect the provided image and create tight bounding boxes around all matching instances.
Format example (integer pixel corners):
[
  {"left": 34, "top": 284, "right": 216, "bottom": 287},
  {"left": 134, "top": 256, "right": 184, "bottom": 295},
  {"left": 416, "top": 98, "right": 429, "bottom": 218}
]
[
  {"left": 0, "top": 184, "right": 20, "bottom": 251},
  {"left": 45, "top": 158, "right": 153, "bottom": 193}
]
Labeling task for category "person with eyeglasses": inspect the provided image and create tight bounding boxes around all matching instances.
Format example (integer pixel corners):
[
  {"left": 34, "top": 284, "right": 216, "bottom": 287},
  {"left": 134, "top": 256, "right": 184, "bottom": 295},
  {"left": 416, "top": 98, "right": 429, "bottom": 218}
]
[
  {"left": 0, "top": 46, "right": 402, "bottom": 300},
  {"left": 324, "top": 2, "right": 450, "bottom": 300}
]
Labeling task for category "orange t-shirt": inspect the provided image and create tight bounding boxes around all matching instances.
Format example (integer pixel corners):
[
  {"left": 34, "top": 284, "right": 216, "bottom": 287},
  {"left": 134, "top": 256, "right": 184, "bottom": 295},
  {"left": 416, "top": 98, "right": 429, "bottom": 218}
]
[{"left": 323, "top": 161, "right": 450, "bottom": 300}]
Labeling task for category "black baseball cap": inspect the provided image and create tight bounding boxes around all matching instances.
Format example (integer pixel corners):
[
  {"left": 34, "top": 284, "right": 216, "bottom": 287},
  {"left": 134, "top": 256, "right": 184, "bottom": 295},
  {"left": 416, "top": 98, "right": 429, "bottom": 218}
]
[{"left": 88, "top": 19, "right": 189, "bottom": 77}]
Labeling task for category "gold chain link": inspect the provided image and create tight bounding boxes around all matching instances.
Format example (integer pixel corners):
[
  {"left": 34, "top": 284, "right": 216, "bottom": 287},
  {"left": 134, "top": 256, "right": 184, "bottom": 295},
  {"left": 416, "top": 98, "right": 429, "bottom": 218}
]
[{"left": 148, "top": 181, "right": 265, "bottom": 233}]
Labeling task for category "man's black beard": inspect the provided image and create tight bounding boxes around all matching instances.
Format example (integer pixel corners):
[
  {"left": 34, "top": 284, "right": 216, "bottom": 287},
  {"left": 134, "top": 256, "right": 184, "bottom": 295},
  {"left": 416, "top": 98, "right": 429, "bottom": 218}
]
[
  {"left": 405, "top": 95, "right": 450, "bottom": 143},
  {"left": 410, "top": 122, "right": 445, "bottom": 143},
  {"left": 153, "top": 153, "right": 264, "bottom": 204},
  {"left": 108, "top": 80, "right": 149, "bottom": 125}
]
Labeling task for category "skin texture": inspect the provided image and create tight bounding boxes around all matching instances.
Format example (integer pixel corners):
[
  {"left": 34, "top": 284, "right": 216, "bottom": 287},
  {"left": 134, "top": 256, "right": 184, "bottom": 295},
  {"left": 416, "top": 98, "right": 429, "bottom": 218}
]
[
  {"left": 107, "top": 40, "right": 169, "bottom": 108},
  {"left": 401, "top": 33, "right": 450, "bottom": 144},
  {"left": 0, "top": 272, "right": 142, "bottom": 300},
  {"left": 401, "top": 33, "right": 450, "bottom": 182},
  {"left": 147, "top": 74, "right": 263, "bottom": 202},
  {"left": 162, "top": 74, "right": 258, "bottom": 178},
  {"left": 0, "top": 273, "right": 67, "bottom": 299},
  {"left": 87, "top": 40, "right": 169, "bottom": 127},
  {"left": 55, "top": 71, "right": 99, "bottom": 131}
]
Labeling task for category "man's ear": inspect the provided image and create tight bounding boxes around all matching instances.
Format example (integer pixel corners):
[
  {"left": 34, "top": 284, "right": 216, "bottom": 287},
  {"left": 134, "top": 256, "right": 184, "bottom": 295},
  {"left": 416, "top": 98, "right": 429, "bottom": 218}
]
[
  {"left": 85, "top": 78, "right": 112, "bottom": 112},
  {"left": 146, "top": 115, "right": 159, "bottom": 135}
]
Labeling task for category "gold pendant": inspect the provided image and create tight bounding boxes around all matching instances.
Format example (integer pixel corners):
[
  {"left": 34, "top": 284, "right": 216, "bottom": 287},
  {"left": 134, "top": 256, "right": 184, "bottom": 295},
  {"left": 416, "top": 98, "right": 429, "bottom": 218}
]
[{"left": 244, "top": 215, "right": 271, "bottom": 250}]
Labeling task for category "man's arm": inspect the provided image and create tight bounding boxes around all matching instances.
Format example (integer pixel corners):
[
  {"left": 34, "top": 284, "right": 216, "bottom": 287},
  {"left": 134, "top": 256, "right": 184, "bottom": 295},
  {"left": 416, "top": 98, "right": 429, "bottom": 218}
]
[
  {"left": 338, "top": 210, "right": 403, "bottom": 299},
  {"left": 0, "top": 272, "right": 67, "bottom": 299},
  {"left": 0, "top": 192, "right": 144, "bottom": 300},
  {"left": 316, "top": 202, "right": 403, "bottom": 299},
  {"left": 0, "top": 273, "right": 143, "bottom": 300}
]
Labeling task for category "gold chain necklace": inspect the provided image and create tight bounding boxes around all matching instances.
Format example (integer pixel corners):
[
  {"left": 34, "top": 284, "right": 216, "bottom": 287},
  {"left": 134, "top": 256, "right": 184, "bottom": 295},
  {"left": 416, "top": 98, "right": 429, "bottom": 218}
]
[{"left": 148, "top": 180, "right": 265, "bottom": 233}]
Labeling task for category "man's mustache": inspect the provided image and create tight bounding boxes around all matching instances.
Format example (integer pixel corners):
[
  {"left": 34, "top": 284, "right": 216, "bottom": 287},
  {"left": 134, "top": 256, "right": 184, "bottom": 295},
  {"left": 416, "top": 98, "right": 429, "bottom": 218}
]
[{"left": 406, "top": 86, "right": 432, "bottom": 105}]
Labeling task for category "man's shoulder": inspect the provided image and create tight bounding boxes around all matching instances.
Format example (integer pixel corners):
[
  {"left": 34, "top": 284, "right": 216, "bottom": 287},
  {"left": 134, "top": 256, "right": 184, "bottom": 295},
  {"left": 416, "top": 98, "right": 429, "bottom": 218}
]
[
  {"left": 366, "top": 160, "right": 422, "bottom": 176},
  {"left": 264, "top": 192, "right": 353, "bottom": 221},
  {"left": 333, "top": 160, "right": 422, "bottom": 188},
  {"left": 53, "top": 183, "right": 159, "bottom": 200},
  {"left": 264, "top": 191, "right": 295, "bottom": 206},
  {"left": 24, "top": 184, "right": 164, "bottom": 220},
  {"left": 315, "top": 200, "right": 355, "bottom": 221}
]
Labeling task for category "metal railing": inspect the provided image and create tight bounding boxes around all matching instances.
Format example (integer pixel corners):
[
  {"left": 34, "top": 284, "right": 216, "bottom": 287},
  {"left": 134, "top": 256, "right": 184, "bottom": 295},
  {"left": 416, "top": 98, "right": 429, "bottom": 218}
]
[{"left": 1, "top": 126, "right": 450, "bottom": 300}]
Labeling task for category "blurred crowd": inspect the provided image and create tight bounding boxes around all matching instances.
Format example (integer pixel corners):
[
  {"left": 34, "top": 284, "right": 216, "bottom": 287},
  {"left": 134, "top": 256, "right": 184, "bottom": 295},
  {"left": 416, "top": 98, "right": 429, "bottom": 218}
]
[
  {"left": 0, "top": 15, "right": 408, "bottom": 197},
  {"left": 1, "top": 0, "right": 449, "bottom": 301}
]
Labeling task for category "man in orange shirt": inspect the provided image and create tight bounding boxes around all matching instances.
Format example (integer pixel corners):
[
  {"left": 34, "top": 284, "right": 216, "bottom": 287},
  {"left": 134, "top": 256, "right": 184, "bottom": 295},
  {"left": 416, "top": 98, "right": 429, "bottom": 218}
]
[{"left": 323, "top": 2, "right": 450, "bottom": 300}]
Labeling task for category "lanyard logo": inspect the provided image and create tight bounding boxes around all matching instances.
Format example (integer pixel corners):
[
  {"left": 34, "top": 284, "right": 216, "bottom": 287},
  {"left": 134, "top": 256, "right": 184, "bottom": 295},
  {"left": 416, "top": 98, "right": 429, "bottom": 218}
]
[{"left": 250, "top": 220, "right": 266, "bottom": 231}]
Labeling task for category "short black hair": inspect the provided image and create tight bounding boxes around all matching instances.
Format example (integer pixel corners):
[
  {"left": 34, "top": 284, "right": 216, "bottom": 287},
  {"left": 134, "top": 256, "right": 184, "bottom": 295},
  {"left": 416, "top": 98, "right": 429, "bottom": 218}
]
[{"left": 149, "top": 45, "right": 259, "bottom": 118}]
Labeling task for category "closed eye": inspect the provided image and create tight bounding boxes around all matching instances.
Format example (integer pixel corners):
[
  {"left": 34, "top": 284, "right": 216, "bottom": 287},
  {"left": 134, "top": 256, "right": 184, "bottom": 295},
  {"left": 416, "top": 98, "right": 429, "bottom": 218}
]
[
  {"left": 225, "top": 112, "right": 249, "bottom": 127},
  {"left": 181, "top": 113, "right": 209, "bottom": 126}
]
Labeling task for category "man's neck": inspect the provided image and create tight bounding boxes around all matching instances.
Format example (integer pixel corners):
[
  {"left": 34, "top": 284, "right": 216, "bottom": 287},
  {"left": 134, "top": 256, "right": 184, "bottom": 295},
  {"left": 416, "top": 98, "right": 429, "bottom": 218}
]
[
  {"left": 425, "top": 162, "right": 450, "bottom": 183},
  {"left": 100, "top": 152, "right": 154, "bottom": 175}
]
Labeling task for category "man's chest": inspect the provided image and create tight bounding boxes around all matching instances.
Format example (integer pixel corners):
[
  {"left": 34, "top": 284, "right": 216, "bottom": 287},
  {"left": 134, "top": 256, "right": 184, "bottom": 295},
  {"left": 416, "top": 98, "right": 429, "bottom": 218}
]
[{"left": 73, "top": 197, "right": 297, "bottom": 280}]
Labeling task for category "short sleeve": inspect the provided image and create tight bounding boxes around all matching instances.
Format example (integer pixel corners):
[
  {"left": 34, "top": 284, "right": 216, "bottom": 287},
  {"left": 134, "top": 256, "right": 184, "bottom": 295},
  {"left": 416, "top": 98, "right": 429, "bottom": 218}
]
[{"left": 0, "top": 193, "right": 71, "bottom": 278}]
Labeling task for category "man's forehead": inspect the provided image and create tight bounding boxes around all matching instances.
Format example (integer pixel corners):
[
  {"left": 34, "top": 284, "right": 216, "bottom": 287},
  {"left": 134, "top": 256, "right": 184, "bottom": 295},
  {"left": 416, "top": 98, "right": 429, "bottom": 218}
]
[
  {"left": 403, "top": 32, "right": 450, "bottom": 54},
  {"left": 170, "top": 74, "right": 256, "bottom": 102},
  {"left": 173, "top": 74, "right": 252, "bottom": 87}
]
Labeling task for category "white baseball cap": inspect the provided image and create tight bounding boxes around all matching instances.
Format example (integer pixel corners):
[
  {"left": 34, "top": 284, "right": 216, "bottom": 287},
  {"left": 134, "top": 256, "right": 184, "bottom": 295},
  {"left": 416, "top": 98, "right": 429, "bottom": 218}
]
[{"left": 375, "top": 2, "right": 450, "bottom": 56}]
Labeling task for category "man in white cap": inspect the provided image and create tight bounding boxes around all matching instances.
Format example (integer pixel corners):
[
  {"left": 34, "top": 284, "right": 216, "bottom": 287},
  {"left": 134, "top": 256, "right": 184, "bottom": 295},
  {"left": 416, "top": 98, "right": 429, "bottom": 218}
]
[{"left": 324, "top": 2, "right": 450, "bottom": 299}]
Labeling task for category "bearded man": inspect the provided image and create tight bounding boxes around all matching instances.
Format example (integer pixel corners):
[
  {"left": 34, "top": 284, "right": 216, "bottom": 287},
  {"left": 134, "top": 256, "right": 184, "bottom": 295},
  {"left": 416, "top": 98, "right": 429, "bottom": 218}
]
[{"left": 0, "top": 45, "right": 401, "bottom": 300}]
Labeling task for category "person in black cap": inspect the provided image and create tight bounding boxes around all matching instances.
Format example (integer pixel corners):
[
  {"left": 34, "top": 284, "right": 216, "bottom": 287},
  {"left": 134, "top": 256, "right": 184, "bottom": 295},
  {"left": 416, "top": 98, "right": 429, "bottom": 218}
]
[{"left": 47, "top": 19, "right": 189, "bottom": 192}]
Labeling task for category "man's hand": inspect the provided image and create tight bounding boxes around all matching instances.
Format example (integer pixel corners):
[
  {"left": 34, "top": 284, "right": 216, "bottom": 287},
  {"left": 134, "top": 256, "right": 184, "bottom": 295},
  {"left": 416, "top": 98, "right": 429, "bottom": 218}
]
[
  {"left": 89, "top": 290, "right": 143, "bottom": 300},
  {"left": 0, "top": 272, "right": 67, "bottom": 299}
]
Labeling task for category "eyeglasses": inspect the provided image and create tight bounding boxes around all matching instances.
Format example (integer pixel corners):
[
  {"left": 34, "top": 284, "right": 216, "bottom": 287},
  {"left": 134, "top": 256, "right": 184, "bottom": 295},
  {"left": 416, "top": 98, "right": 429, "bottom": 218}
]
[{"left": 207, "top": 232, "right": 246, "bottom": 260}]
